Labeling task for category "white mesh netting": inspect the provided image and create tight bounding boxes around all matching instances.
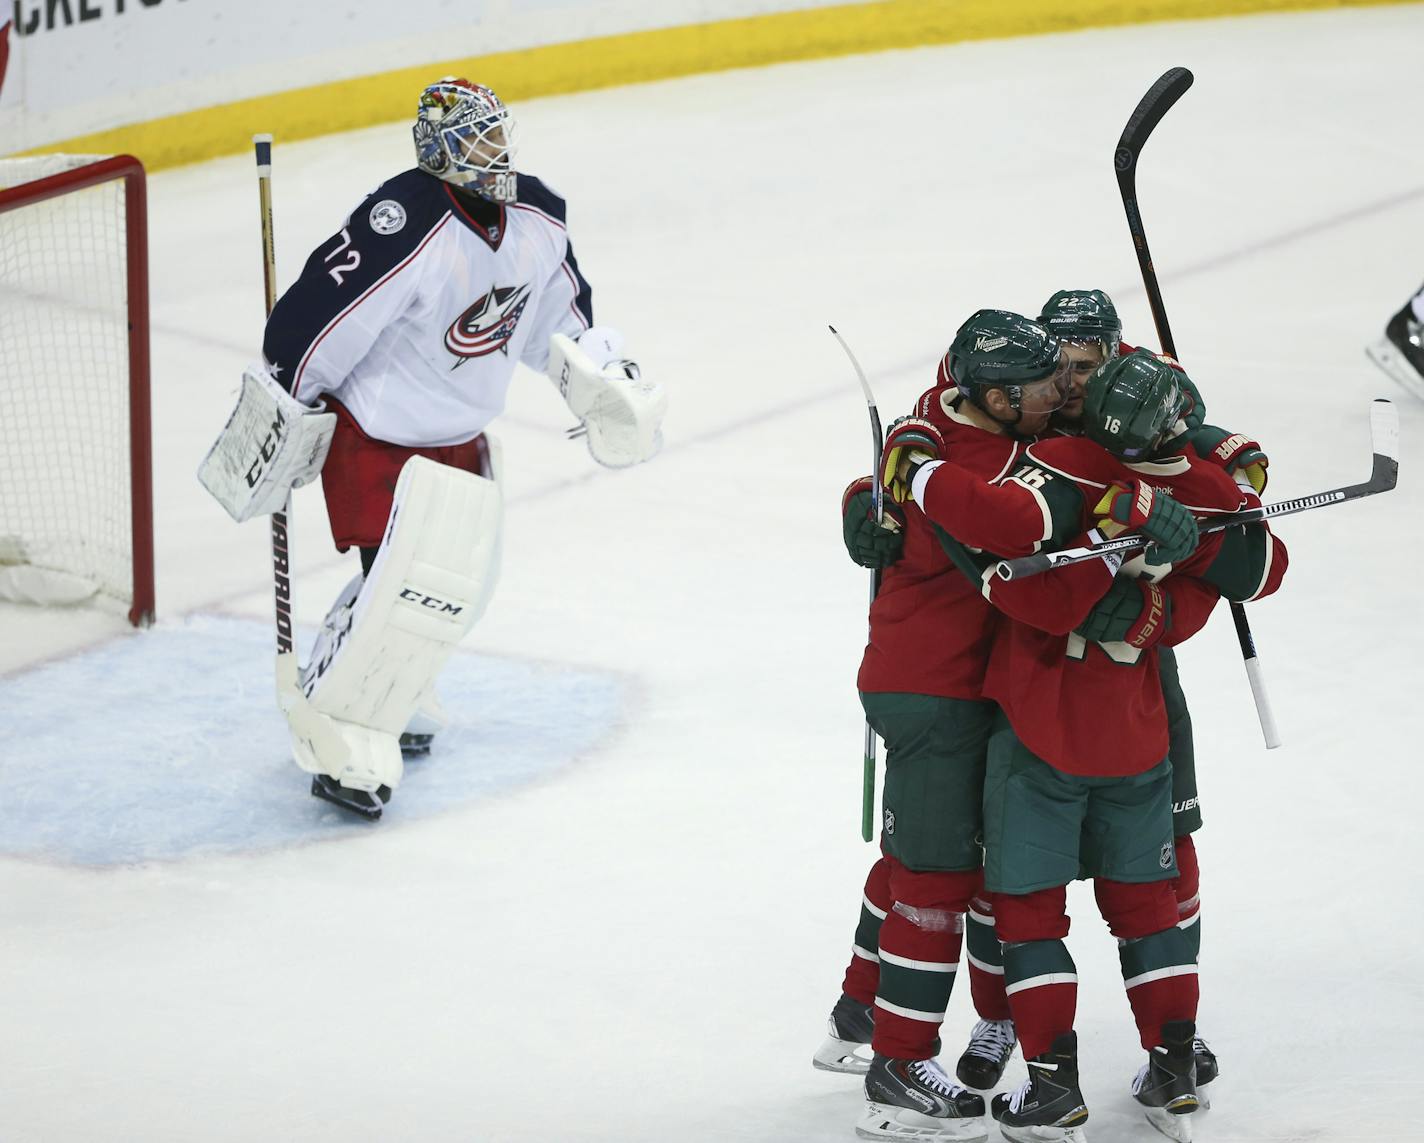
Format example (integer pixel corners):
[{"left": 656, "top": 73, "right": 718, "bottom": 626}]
[{"left": 0, "top": 154, "right": 136, "bottom": 610}]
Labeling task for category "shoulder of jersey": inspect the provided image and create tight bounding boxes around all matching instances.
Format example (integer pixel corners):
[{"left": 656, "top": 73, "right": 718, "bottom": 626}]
[
  {"left": 349, "top": 169, "right": 452, "bottom": 247},
  {"left": 511, "top": 174, "right": 569, "bottom": 226},
  {"left": 1026, "top": 435, "right": 1123, "bottom": 487}
]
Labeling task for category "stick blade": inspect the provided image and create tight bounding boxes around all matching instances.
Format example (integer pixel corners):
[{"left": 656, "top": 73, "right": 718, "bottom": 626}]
[
  {"left": 1116, "top": 67, "right": 1194, "bottom": 173},
  {"left": 1370, "top": 397, "right": 1400, "bottom": 487}
]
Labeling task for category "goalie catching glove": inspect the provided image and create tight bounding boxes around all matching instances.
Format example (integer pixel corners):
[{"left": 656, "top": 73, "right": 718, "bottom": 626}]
[
  {"left": 549, "top": 327, "right": 667, "bottom": 468},
  {"left": 197, "top": 363, "right": 336, "bottom": 522}
]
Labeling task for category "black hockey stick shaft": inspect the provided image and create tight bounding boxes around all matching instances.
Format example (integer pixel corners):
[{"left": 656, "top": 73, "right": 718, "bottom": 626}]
[
  {"left": 998, "top": 399, "right": 1399, "bottom": 578},
  {"left": 831, "top": 326, "right": 883, "bottom": 843},
  {"left": 1115, "top": 68, "right": 1281, "bottom": 746}
]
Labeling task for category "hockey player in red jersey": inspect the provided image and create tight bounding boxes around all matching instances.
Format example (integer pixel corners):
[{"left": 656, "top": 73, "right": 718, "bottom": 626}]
[
  {"left": 909, "top": 350, "right": 1287, "bottom": 1142},
  {"left": 818, "top": 311, "right": 1202, "bottom": 1143},
  {"left": 198, "top": 78, "right": 666, "bottom": 819}
]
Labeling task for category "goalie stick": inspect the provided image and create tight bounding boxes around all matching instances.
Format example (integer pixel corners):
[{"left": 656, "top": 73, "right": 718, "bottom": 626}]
[
  {"left": 996, "top": 398, "right": 1399, "bottom": 579},
  {"left": 1114, "top": 66, "right": 1283, "bottom": 747},
  {"left": 831, "top": 325, "right": 883, "bottom": 843}
]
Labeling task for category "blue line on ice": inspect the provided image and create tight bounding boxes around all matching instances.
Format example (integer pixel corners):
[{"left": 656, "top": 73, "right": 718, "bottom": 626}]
[{"left": 0, "top": 615, "right": 625, "bottom": 866}]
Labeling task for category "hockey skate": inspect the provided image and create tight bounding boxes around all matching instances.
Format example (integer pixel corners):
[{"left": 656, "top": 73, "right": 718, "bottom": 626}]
[
  {"left": 310, "top": 774, "right": 391, "bottom": 821},
  {"left": 989, "top": 1032, "right": 1088, "bottom": 1143},
  {"left": 956, "top": 1018, "right": 1017, "bottom": 1090},
  {"left": 1366, "top": 303, "right": 1424, "bottom": 401},
  {"left": 1192, "top": 1035, "right": 1217, "bottom": 1110},
  {"left": 1131, "top": 1021, "right": 1199, "bottom": 1142},
  {"left": 813, "top": 993, "right": 876, "bottom": 1075},
  {"left": 858, "top": 1054, "right": 988, "bottom": 1142}
]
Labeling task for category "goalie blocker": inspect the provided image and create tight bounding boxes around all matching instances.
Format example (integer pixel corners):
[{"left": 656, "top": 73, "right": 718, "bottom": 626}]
[{"left": 287, "top": 455, "right": 502, "bottom": 797}]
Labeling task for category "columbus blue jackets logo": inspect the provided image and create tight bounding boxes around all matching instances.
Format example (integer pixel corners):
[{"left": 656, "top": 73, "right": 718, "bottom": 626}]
[{"left": 444, "top": 283, "right": 531, "bottom": 364}]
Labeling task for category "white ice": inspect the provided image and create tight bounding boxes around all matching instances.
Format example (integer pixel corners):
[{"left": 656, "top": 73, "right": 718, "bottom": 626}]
[{"left": 4, "top": 6, "right": 1424, "bottom": 1140}]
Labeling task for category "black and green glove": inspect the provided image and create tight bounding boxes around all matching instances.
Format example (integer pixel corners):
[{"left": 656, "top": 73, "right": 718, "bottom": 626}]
[
  {"left": 1093, "top": 479, "right": 1199, "bottom": 567},
  {"left": 842, "top": 476, "right": 905, "bottom": 570},
  {"left": 1187, "top": 424, "right": 1269, "bottom": 494},
  {"left": 1076, "top": 575, "right": 1172, "bottom": 649}
]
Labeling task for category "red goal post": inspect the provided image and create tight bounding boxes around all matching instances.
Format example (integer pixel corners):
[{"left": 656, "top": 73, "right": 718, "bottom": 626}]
[{"left": 0, "top": 154, "right": 155, "bottom": 627}]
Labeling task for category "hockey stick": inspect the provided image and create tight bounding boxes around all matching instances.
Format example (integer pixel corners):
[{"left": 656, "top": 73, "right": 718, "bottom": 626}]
[
  {"left": 253, "top": 136, "right": 303, "bottom": 711},
  {"left": 1114, "top": 67, "right": 1283, "bottom": 747},
  {"left": 996, "top": 399, "right": 1399, "bottom": 579},
  {"left": 831, "top": 325, "right": 883, "bottom": 843}
]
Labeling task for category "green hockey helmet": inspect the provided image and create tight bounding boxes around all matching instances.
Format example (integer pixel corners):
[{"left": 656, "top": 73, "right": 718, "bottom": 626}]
[
  {"left": 947, "top": 309, "right": 1063, "bottom": 409},
  {"left": 1038, "top": 289, "right": 1122, "bottom": 358},
  {"left": 1082, "top": 349, "right": 1188, "bottom": 460}
]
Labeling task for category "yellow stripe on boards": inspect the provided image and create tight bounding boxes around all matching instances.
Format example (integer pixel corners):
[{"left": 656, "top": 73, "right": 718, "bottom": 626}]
[{"left": 17, "top": 0, "right": 1420, "bottom": 172}]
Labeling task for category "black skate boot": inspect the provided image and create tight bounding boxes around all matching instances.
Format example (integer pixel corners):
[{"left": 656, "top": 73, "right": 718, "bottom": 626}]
[
  {"left": 1366, "top": 301, "right": 1424, "bottom": 400},
  {"left": 990, "top": 1032, "right": 1088, "bottom": 1143},
  {"left": 399, "top": 732, "right": 434, "bottom": 757},
  {"left": 1192, "top": 1034, "right": 1217, "bottom": 1109},
  {"left": 956, "top": 1018, "right": 1017, "bottom": 1090},
  {"left": 813, "top": 994, "right": 875, "bottom": 1074},
  {"left": 859, "top": 1054, "right": 987, "bottom": 1141},
  {"left": 1132, "top": 1020, "right": 1200, "bottom": 1142},
  {"left": 310, "top": 774, "right": 391, "bottom": 821}
]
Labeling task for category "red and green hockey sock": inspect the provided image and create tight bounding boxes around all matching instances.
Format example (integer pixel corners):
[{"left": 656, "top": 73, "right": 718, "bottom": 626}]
[
  {"left": 840, "top": 856, "right": 892, "bottom": 1006},
  {"left": 966, "top": 892, "right": 1011, "bottom": 1021},
  {"left": 1003, "top": 939, "right": 1078, "bottom": 1060}
]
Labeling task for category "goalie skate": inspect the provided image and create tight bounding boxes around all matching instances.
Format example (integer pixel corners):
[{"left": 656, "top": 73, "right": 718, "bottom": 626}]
[{"left": 310, "top": 774, "right": 391, "bottom": 821}]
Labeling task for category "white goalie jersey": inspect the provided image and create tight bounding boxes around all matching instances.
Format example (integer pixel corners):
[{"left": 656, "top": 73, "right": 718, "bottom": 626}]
[{"left": 262, "top": 168, "right": 594, "bottom": 448}]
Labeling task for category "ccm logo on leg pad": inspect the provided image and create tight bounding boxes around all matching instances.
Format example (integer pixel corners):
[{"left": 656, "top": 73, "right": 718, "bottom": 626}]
[{"left": 397, "top": 585, "right": 469, "bottom": 619}]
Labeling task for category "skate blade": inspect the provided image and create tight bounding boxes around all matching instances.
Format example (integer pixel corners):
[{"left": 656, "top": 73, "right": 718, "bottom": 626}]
[
  {"left": 1366, "top": 340, "right": 1424, "bottom": 401},
  {"left": 1143, "top": 1105, "right": 1194, "bottom": 1143},
  {"left": 856, "top": 1101, "right": 989, "bottom": 1142},
  {"left": 310, "top": 777, "right": 385, "bottom": 821},
  {"left": 997, "top": 1123, "right": 1088, "bottom": 1143},
  {"left": 812, "top": 1034, "right": 872, "bottom": 1074}
]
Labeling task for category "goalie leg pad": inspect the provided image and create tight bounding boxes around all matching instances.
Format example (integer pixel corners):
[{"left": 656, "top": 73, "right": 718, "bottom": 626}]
[{"left": 293, "top": 456, "right": 503, "bottom": 787}]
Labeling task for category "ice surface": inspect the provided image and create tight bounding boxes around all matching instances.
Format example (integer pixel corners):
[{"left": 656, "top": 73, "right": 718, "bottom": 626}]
[{"left": 4, "top": 6, "right": 1424, "bottom": 1141}]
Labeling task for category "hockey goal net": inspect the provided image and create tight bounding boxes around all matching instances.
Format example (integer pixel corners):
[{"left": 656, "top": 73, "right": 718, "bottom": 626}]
[{"left": 0, "top": 154, "right": 155, "bottom": 627}]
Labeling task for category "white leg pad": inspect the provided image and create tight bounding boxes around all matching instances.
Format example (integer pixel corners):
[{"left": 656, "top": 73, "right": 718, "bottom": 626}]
[{"left": 289, "top": 455, "right": 502, "bottom": 790}]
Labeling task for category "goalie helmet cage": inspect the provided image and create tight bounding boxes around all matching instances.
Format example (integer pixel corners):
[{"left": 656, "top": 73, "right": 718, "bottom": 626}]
[{"left": 0, "top": 154, "right": 155, "bottom": 627}]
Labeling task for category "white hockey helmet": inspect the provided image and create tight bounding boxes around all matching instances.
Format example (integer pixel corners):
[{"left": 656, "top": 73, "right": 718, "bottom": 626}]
[{"left": 413, "top": 77, "right": 519, "bottom": 203}]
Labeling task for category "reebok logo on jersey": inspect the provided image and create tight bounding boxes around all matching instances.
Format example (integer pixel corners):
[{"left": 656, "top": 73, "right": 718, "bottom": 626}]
[
  {"left": 974, "top": 335, "right": 1009, "bottom": 352},
  {"left": 444, "top": 282, "right": 531, "bottom": 364}
]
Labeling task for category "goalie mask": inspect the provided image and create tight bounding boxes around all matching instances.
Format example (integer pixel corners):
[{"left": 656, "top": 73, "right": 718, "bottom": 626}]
[
  {"left": 413, "top": 78, "right": 519, "bottom": 203},
  {"left": 1082, "top": 349, "right": 1188, "bottom": 460}
]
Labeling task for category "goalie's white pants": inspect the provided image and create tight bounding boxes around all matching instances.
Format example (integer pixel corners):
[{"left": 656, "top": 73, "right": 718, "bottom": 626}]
[{"left": 287, "top": 455, "right": 502, "bottom": 792}]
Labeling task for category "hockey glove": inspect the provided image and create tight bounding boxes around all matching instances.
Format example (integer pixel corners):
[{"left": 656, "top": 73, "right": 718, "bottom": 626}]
[
  {"left": 1169, "top": 362, "right": 1207, "bottom": 432},
  {"left": 1093, "top": 480, "right": 1199, "bottom": 568},
  {"left": 1187, "top": 424, "right": 1269, "bottom": 494},
  {"left": 1075, "top": 576, "right": 1173, "bottom": 650},
  {"left": 841, "top": 476, "right": 905, "bottom": 569},
  {"left": 549, "top": 328, "right": 667, "bottom": 468},
  {"left": 880, "top": 416, "right": 947, "bottom": 503}
]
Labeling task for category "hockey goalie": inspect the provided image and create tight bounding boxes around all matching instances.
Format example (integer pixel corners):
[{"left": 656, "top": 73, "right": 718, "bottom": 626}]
[{"left": 198, "top": 78, "right": 666, "bottom": 819}]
